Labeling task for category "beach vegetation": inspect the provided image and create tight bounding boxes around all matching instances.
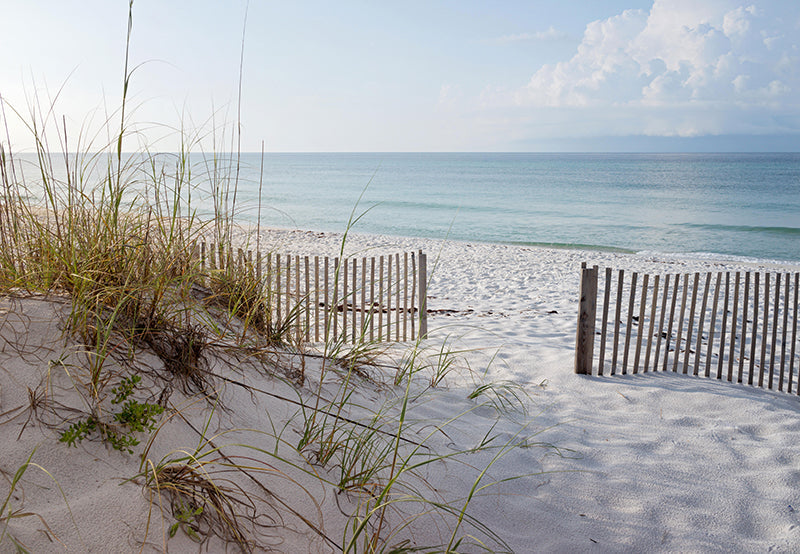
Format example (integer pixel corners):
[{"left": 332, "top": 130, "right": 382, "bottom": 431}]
[
  {"left": 58, "top": 373, "right": 164, "bottom": 453},
  {"left": 0, "top": 2, "right": 550, "bottom": 552}
]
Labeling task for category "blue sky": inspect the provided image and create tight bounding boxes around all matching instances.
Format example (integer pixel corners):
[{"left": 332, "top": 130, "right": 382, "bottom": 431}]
[{"left": 1, "top": 1, "right": 799, "bottom": 152}]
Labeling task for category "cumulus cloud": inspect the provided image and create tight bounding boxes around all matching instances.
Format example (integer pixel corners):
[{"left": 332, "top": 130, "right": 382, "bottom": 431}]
[{"left": 505, "top": 0, "right": 800, "bottom": 137}]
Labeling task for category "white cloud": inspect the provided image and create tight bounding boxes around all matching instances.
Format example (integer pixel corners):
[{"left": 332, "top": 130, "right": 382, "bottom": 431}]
[{"left": 500, "top": 0, "right": 800, "bottom": 138}]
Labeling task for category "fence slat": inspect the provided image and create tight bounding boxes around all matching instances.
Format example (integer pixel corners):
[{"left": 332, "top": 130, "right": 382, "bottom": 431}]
[
  {"left": 759, "top": 273, "right": 770, "bottom": 388},
  {"left": 727, "top": 272, "right": 741, "bottom": 382},
  {"left": 643, "top": 274, "right": 660, "bottom": 372},
  {"left": 378, "top": 256, "right": 384, "bottom": 341},
  {"left": 341, "top": 258, "right": 350, "bottom": 341},
  {"left": 738, "top": 272, "right": 750, "bottom": 385},
  {"left": 386, "top": 255, "right": 392, "bottom": 342},
  {"left": 598, "top": 267, "right": 612, "bottom": 376},
  {"left": 361, "top": 258, "right": 367, "bottom": 341},
  {"left": 612, "top": 270, "right": 624, "bottom": 375},
  {"left": 418, "top": 251, "right": 428, "bottom": 339},
  {"left": 769, "top": 273, "right": 780, "bottom": 389},
  {"left": 287, "top": 255, "right": 294, "bottom": 338},
  {"left": 694, "top": 273, "right": 712, "bottom": 376},
  {"left": 673, "top": 274, "right": 689, "bottom": 373},
  {"left": 683, "top": 273, "right": 700, "bottom": 375},
  {"left": 305, "top": 256, "right": 311, "bottom": 342},
  {"left": 634, "top": 274, "right": 649, "bottom": 374},
  {"left": 314, "top": 257, "right": 320, "bottom": 342},
  {"left": 664, "top": 274, "right": 679, "bottom": 372},
  {"left": 779, "top": 273, "right": 790, "bottom": 391},
  {"left": 350, "top": 258, "right": 358, "bottom": 342},
  {"left": 394, "top": 253, "right": 400, "bottom": 342},
  {"left": 791, "top": 273, "right": 799, "bottom": 395},
  {"left": 622, "top": 272, "right": 638, "bottom": 375},
  {"left": 370, "top": 258, "right": 376, "bottom": 342},
  {"left": 705, "top": 273, "right": 722, "bottom": 377},
  {"left": 716, "top": 272, "right": 731, "bottom": 380},
  {"left": 575, "top": 266, "right": 598, "bottom": 375},
  {"left": 654, "top": 274, "right": 670, "bottom": 372},
  {"left": 275, "top": 254, "right": 281, "bottom": 325},
  {"left": 325, "top": 257, "right": 331, "bottom": 341},
  {"left": 410, "top": 253, "right": 416, "bottom": 340},
  {"left": 403, "top": 253, "right": 409, "bottom": 341},
  {"left": 333, "top": 257, "right": 339, "bottom": 340},
  {"left": 749, "top": 272, "right": 760, "bottom": 386}
]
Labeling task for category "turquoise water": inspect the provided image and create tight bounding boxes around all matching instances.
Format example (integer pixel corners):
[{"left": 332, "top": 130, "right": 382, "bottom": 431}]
[
  {"left": 231, "top": 153, "right": 800, "bottom": 263},
  {"left": 13, "top": 152, "right": 800, "bottom": 263}
]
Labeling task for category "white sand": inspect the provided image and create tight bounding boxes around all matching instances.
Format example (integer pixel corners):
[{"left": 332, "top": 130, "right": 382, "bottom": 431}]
[{"left": 2, "top": 227, "right": 800, "bottom": 552}]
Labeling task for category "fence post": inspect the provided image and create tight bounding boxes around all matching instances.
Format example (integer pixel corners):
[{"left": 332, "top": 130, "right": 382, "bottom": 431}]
[
  {"left": 418, "top": 251, "right": 428, "bottom": 339},
  {"left": 575, "top": 265, "right": 598, "bottom": 375}
]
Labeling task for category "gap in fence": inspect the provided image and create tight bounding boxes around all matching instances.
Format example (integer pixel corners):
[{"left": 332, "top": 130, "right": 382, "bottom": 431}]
[{"left": 576, "top": 264, "right": 800, "bottom": 395}]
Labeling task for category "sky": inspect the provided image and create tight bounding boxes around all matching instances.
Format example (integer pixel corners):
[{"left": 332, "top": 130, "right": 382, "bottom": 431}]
[{"left": 1, "top": 0, "right": 799, "bottom": 152}]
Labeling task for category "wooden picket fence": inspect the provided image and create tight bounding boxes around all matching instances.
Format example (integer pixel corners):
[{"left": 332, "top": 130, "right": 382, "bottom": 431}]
[
  {"left": 197, "top": 242, "right": 428, "bottom": 344},
  {"left": 575, "top": 264, "right": 800, "bottom": 393}
]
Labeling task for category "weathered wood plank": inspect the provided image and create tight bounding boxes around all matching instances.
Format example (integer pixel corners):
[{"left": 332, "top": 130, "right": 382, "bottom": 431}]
[
  {"left": 663, "top": 274, "right": 680, "bottom": 372},
  {"left": 769, "top": 273, "right": 780, "bottom": 389},
  {"left": 683, "top": 273, "right": 699, "bottom": 375},
  {"left": 791, "top": 273, "right": 799, "bottom": 395},
  {"left": 623, "top": 272, "right": 638, "bottom": 375},
  {"left": 705, "top": 273, "right": 722, "bottom": 378},
  {"left": 716, "top": 272, "right": 731, "bottom": 380},
  {"left": 575, "top": 266, "right": 598, "bottom": 375},
  {"left": 396, "top": 253, "right": 401, "bottom": 342},
  {"left": 694, "top": 273, "right": 711, "bottom": 376},
  {"left": 354, "top": 258, "right": 358, "bottom": 342},
  {"left": 378, "top": 256, "right": 384, "bottom": 341},
  {"left": 673, "top": 274, "right": 689, "bottom": 373},
  {"left": 361, "top": 257, "right": 367, "bottom": 341},
  {"left": 779, "top": 273, "right": 790, "bottom": 391},
  {"left": 759, "top": 273, "right": 770, "bottom": 388},
  {"left": 315, "top": 256, "right": 320, "bottom": 343},
  {"left": 643, "top": 274, "right": 660, "bottom": 372},
  {"left": 654, "top": 274, "right": 671, "bottom": 372},
  {"left": 749, "top": 272, "right": 760, "bottom": 386},
  {"left": 370, "top": 257, "right": 376, "bottom": 342},
  {"left": 325, "top": 257, "right": 331, "bottom": 341},
  {"left": 598, "top": 267, "right": 612, "bottom": 376},
  {"left": 276, "top": 254, "right": 282, "bottom": 326},
  {"left": 333, "top": 257, "right": 340, "bottom": 340},
  {"left": 387, "top": 255, "right": 392, "bottom": 342},
  {"left": 738, "top": 272, "right": 749, "bottom": 385},
  {"left": 727, "top": 272, "right": 740, "bottom": 382},
  {"left": 305, "top": 256, "right": 311, "bottom": 342},
  {"left": 419, "top": 252, "right": 428, "bottom": 339},
  {"left": 634, "top": 274, "right": 649, "bottom": 374},
  {"left": 411, "top": 253, "right": 417, "bottom": 340},
  {"left": 612, "top": 270, "right": 624, "bottom": 375},
  {"left": 343, "top": 258, "right": 349, "bottom": 342},
  {"left": 403, "top": 252, "right": 409, "bottom": 341}
]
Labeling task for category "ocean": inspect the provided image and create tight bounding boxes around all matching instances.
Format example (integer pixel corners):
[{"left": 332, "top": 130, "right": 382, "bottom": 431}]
[
  {"left": 230, "top": 153, "right": 800, "bottom": 264},
  {"left": 12, "top": 152, "right": 800, "bottom": 263}
]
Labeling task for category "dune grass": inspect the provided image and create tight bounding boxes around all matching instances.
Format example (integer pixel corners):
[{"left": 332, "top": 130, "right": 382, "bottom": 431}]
[{"left": 0, "top": 4, "right": 553, "bottom": 552}]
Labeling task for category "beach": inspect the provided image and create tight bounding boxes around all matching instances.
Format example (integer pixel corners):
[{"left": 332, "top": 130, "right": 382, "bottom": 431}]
[
  {"left": 3, "top": 226, "right": 800, "bottom": 552},
  {"left": 4, "top": 1, "right": 800, "bottom": 550}
]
